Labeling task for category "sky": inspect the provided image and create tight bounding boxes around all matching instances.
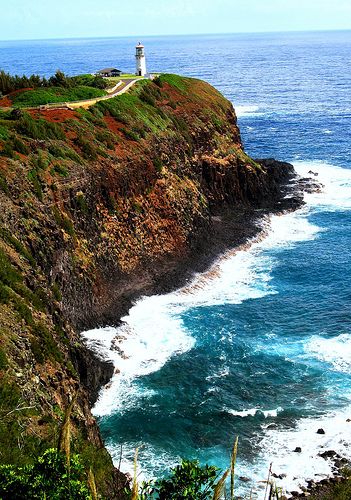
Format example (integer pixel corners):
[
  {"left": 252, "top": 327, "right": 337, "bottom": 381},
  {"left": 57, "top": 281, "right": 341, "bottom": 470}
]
[{"left": 0, "top": 0, "right": 350, "bottom": 41}]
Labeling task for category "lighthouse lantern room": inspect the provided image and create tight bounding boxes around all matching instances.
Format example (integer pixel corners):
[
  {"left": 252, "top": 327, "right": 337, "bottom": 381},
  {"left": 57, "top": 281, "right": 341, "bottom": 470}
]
[{"left": 135, "top": 42, "right": 147, "bottom": 77}]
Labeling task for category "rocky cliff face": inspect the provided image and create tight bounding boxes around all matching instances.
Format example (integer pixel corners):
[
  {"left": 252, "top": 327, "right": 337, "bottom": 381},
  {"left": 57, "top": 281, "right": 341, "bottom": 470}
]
[{"left": 0, "top": 74, "right": 296, "bottom": 496}]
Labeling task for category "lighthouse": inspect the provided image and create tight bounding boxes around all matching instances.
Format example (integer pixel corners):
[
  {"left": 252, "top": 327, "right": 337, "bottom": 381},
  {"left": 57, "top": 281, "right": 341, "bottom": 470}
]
[{"left": 135, "top": 42, "right": 147, "bottom": 77}]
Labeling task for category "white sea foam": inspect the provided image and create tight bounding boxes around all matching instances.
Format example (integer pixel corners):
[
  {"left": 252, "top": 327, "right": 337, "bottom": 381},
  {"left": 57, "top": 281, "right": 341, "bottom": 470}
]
[
  {"left": 227, "top": 407, "right": 283, "bottom": 418},
  {"left": 206, "top": 366, "right": 230, "bottom": 380},
  {"left": 83, "top": 297, "right": 196, "bottom": 416},
  {"left": 255, "top": 406, "right": 351, "bottom": 496},
  {"left": 236, "top": 104, "right": 262, "bottom": 117},
  {"left": 305, "top": 333, "right": 351, "bottom": 374},
  {"left": 294, "top": 160, "right": 351, "bottom": 211},
  {"left": 108, "top": 441, "right": 180, "bottom": 482}
]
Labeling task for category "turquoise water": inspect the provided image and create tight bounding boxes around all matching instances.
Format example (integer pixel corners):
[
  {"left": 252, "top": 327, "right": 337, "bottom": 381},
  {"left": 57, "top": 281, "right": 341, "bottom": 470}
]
[{"left": 3, "top": 31, "right": 350, "bottom": 496}]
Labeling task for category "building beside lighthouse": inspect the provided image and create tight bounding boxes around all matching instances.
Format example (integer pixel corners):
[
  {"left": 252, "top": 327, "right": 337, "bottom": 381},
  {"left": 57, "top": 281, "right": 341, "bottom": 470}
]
[{"left": 135, "top": 42, "right": 147, "bottom": 76}]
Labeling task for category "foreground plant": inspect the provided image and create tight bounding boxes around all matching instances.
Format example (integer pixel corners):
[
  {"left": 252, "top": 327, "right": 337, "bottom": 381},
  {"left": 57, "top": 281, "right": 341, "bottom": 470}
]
[
  {"left": 0, "top": 397, "right": 95, "bottom": 499},
  {"left": 138, "top": 459, "right": 220, "bottom": 499},
  {"left": 130, "top": 438, "right": 241, "bottom": 499},
  {"left": 0, "top": 448, "right": 91, "bottom": 499}
]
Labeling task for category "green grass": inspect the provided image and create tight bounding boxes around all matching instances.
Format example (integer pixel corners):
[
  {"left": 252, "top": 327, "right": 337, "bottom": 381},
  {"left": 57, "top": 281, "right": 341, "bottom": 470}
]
[
  {"left": 0, "top": 125, "right": 9, "bottom": 140},
  {"left": 0, "top": 228, "right": 36, "bottom": 267},
  {"left": 11, "top": 85, "right": 106, "bottom": 107},
  {"left": 48, "top": 143, "right": 83, "bottom": 164},
  {"left": 156, "top": 73, "right": 191, "bottom": 92},
  {"left": 16, "top": 112, "right": 65, "bottom": 140},
  {"left": 97, "top": 85, "right": 170, "bottom": 135},
  {"left": 0, "top": 172, "right": 9, "bottom": 194},
  {"left": 106, "top": 74, "right": 144, "bottom": 83},
  {"left": 0, "top": 349, "right": 8, "bottom": 370}
]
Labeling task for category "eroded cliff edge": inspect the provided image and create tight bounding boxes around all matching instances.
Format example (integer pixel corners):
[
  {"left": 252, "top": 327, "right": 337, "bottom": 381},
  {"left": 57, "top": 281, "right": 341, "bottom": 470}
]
[{"left": 0, "top": 75, "right": 298, "bottom": 497}]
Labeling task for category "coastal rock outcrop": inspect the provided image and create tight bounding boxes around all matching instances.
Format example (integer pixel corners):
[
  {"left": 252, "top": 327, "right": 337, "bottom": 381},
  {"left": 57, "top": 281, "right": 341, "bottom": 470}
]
[{"left": 0, "top": 74, "right": 299, "bottom": 495}]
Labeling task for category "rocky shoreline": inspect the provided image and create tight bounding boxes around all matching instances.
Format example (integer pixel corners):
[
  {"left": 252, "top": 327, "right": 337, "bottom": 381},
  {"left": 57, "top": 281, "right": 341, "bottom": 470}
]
[
  {"left": 85, "top": 161, "right": 327, "bottom": 496},
  {"left": 85, "top": 158, "right": 314, "bottom": 336},
  {"left": 285, "top": 448, "right": 350, "bottom": 499}
]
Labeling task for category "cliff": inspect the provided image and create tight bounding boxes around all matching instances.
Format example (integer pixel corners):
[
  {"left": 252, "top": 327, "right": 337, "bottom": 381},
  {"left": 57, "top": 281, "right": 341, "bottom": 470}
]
[{"left": 0, "top": 74, "right": 297, "bottom": 496}]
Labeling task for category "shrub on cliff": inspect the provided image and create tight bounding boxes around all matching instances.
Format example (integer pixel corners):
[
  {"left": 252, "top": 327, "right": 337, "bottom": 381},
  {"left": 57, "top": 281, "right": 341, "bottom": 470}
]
[
  {"left": 0, "top": 449, "right": 91, "bottom": 499},
  {"left": 16, "top": 112, "right": 65, "bottom": 140},
  {"left": 138, "top": 460, "right": 219, "bottom": 499}
]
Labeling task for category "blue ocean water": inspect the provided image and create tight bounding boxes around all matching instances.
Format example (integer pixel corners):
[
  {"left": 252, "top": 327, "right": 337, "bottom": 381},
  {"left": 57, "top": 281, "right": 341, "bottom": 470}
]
[{"left": 2, "top": 31, "right": 350, "bottom": 496}]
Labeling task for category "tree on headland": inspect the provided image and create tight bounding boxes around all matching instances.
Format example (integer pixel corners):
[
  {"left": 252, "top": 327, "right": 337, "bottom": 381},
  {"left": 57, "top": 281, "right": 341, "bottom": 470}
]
[
  {"left": 0, "top": 70, "right": 49, "bottom": 95},
  {"left": 49, "top": 70, "right": 72, "bottom": 88}
]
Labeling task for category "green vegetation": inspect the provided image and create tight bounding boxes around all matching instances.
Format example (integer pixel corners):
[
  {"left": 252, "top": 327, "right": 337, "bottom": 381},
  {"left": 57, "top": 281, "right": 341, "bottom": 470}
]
[
  {"left": 0, "top": 378, "right": 44, "bottom": 466},
  {"left": 155, "top": 74, "right": 190, "bottom": 92},
  {"left": 131, "top": 439, "right": 240, "bottom": 500},
  {"left": 97, "top": 83, "right": 170, "bottom": 136},
  {"left": 0, "top": 348, "right": 8, "bottom": 370},
  {"left": 75, "top": 135, "right": 98, "bottom": 160},
  {"left": 329, "top": 474, "right": 351, "bottom": 500},
  {"left": 11, "top": 86, "right": 106, "bottom": 107},
  {"left": 0, "top": 247, "right": 22, "bottom": 291},
  {"left": 139, "top": 460, "right": 219, "bottom": 499},
  {"left": 52, "top": 207, "right": 76, "bottom": 237},
  {"left": 31, "top": 322, "right": 63, "bottom": 364},
  {"left": 16, "top": 112, "right": 65, "bottom": 140},
  {"left": 71, "top": 73, "right": 108, "bottom": 90},
  {"left": 48, "top": 143, "right": 83, "bottom": 164},
  {"left": 75, "top": 192, "right": 89, "bottom": 214},
  {"left": 0, "top": 448, "right": 91, "bottom": 499},
  {"left": 0, "top": 124, "right": 9, "bottom": 140},
  {"left": 0, "top": 69, "right": 107, "bottom": 97},
  {"left": 0, "top": 397, "right": 116, "bottom": 499},
  {"left": 0, "top": 171, "right": 9, "bottom": 193}
]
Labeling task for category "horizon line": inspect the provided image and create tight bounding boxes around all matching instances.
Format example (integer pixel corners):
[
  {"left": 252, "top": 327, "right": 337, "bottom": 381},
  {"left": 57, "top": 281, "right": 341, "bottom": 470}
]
[{"left": 0, "top": 27, "right": 350, "bottom": 43}]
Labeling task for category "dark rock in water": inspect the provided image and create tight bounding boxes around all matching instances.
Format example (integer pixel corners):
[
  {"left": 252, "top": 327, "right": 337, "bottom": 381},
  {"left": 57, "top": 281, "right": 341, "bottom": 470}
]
[
  {"left": 319, "top": 478, "right": 330, "bottom": 486},
  {"left": 317, "top": 428, "right": 325, "bottom": 434},
  {"left": 308, "top": 170, "right": 319, "bottom": 176},
  {"left": 239, "top": 476, "right": 250, "bottom": 482},
  {"left": 272, "top": 472, "right": 287, "bottom": 479},
  {"left": 70, "top": 345, "right": 114, "bottom": 405},
  {"left": 293, "top": 447, "right": 302, "bottom": 453},
  {"left": 319, "top": 450, "right": 336, "bottom": 459},
  {"left": 296, "top": 177, "right": 323, "bottom": 194},
  {"left": 334, "top": 457, "right": 348, "bottom": 468}
]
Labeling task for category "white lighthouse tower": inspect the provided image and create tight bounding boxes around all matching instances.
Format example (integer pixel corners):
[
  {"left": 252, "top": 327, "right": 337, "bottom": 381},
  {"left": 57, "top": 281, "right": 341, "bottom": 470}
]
[{"left": 135, "top": 42, "right": 147, "bottom": 77}]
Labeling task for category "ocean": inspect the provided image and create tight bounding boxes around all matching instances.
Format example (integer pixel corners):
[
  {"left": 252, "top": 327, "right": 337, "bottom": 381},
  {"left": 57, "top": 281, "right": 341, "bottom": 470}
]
[{"left": 3, "top": 30, "right": 351, "bottom": 497}]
